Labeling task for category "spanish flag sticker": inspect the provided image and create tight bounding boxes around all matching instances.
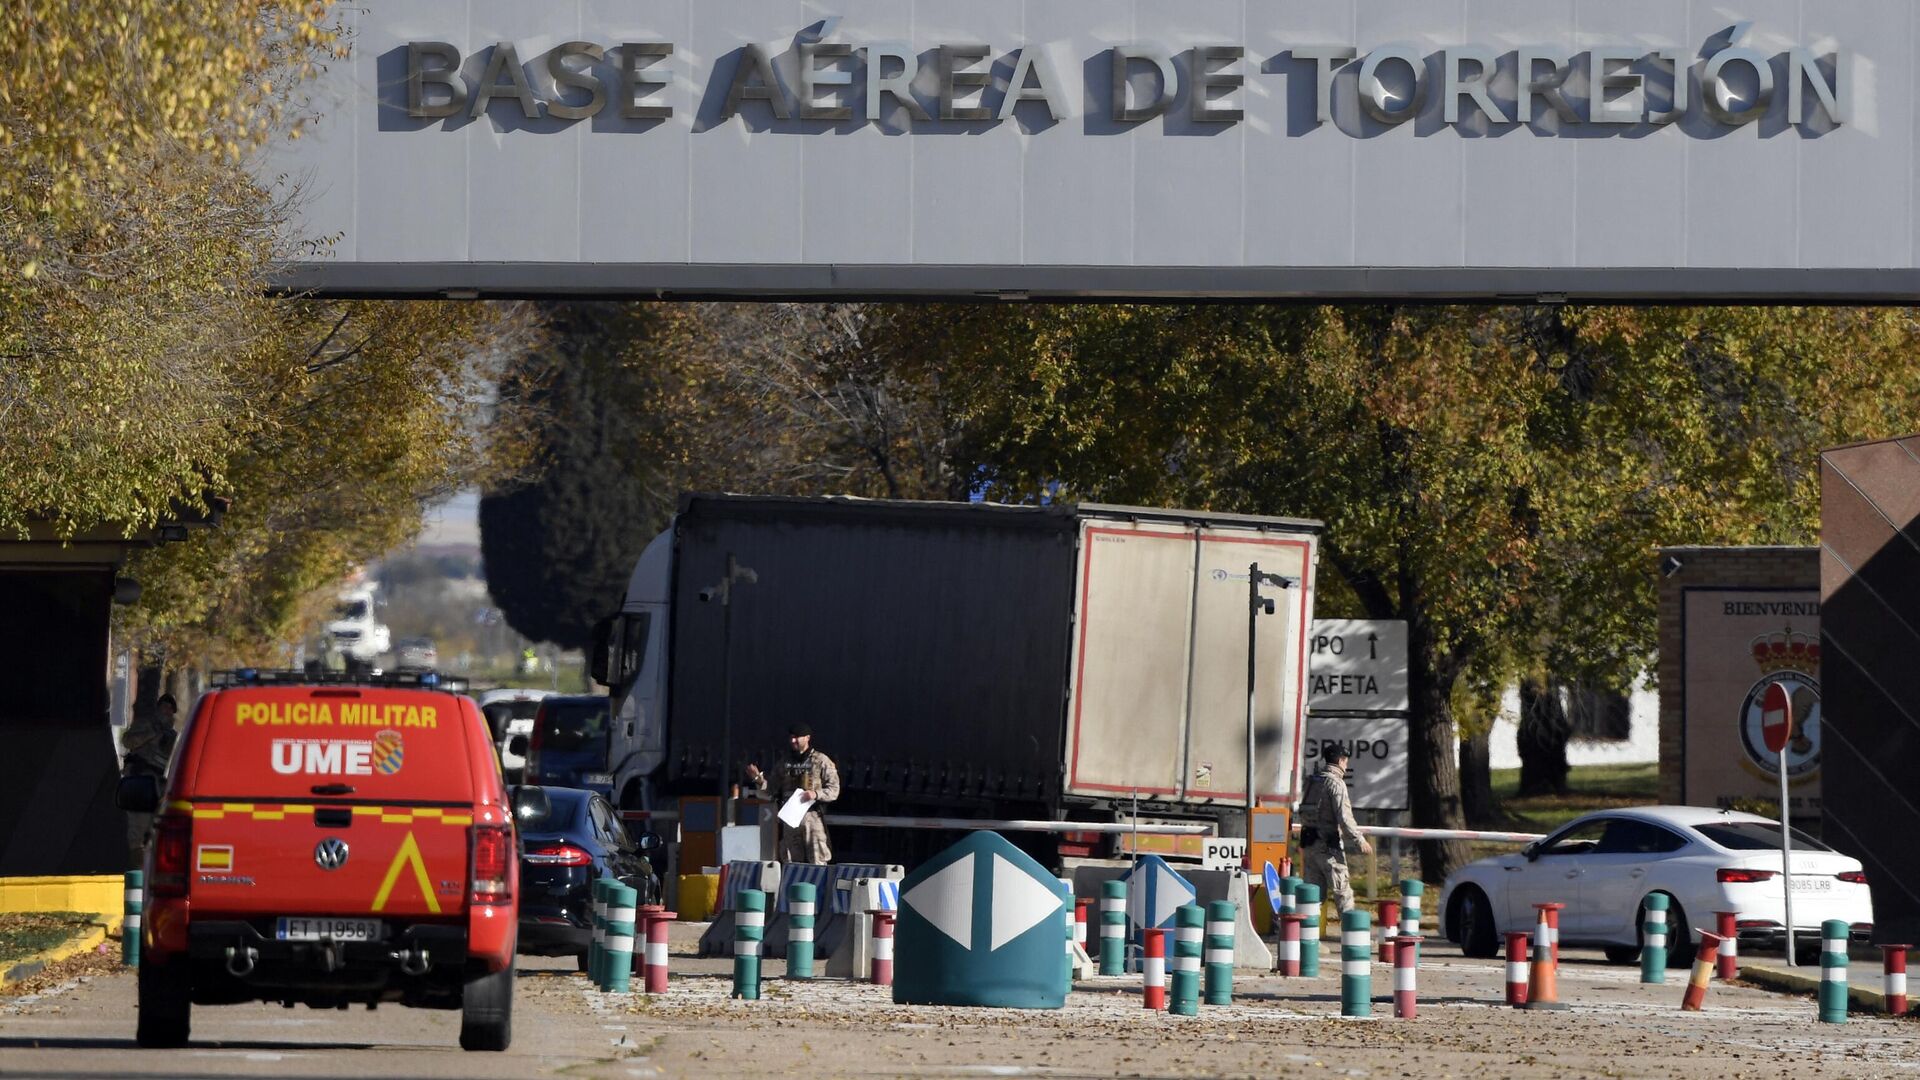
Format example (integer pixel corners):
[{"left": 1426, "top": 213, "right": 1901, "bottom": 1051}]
[{"left": 196, "top": 845, "right": 235, "bottom": 873}]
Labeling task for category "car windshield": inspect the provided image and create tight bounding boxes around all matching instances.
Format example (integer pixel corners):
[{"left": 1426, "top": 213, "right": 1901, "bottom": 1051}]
[
  {"left": 517, "top": 789, "right": 585, "bottom": 835},
  {"left": 539, "top": 700, "right": 609, "bottom": 752},
  {"left": 1695, "top": 820, "right": 1833, "bottom": 852},
  {"left": 335, "top": 600, "right": 369, "bottom": 620},
  {"left": 482, "top": 700, "right": 543, "bottom": 740}
]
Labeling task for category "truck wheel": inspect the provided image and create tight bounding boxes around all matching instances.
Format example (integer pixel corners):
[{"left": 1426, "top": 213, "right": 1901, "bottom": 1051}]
[
  {"left": 459, "top": 963, "right": 514, "bottom": 1051},
  {"left": 135, "top": 956, "right": 191, "bottom": 1048}
]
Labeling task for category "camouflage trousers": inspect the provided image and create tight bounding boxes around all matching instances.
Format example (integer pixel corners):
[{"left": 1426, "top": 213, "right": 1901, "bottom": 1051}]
[
  {"left": 779, "top": 812, "right": 833, "bottom": 865},
  {"left": 1302, "top": 843, "right": 1355, "bottom": 914}
]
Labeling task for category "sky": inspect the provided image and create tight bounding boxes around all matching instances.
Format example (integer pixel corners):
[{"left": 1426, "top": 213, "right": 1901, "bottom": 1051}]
[{"left": 416, "top": 489, "right": 480, "bottom": 548}]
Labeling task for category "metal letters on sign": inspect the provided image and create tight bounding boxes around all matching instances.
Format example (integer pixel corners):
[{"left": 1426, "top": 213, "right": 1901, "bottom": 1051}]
[{"left": 1309, "top": 620, "right": 1409, "bottom": 713}]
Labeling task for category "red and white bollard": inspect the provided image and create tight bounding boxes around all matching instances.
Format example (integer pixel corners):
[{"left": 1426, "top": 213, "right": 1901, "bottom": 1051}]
[
  {"left": 1279, "top": 914, "right": 1302, "bottom": 977},
  {"left": 1392, "top": 934, "right": 1419, "bottom": 1019},
  {"left": 1682, "top": 931, "right": 1724, "bottom": 1011},
  {"left": 871, "top": 911, "right": 895, "bottom": 987},
  {"left": 1885, "top": 945, "right": 1909, "bottom": 1016},
  {"left": 1505, "top": 930, "right": 1531, "bottom": 1008},
  {"left": 1142, "top": 928, "right": 1167, "bottom": 1010},
  {"left": 1534, "top": 903, "right": 1564, "bottom": 969},
  {"left": 1377, "top": 900, "right": 1400, "bottom": 963},
  {"left": 1075, "top": 898, "right": 1090, "bottom": 953},
  {"left": 1713, "top": 911, "right": 1738, "bottom": 980},
  {"left": 642, "top": 905, "right": 674, "bottom": 994}
]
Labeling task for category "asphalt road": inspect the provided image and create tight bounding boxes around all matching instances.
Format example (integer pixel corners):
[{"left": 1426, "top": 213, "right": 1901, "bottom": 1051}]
[{"left": 2, "top": 927, "right": 1913, "bottom": 1079}]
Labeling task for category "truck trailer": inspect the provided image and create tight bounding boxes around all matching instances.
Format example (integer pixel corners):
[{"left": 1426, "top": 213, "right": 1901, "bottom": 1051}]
[{"left": 594, "top": 494, "right": 1322, "bottom": 864}]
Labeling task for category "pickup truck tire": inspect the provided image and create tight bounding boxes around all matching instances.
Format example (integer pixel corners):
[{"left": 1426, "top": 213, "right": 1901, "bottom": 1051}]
[
  {"left": 135, "top": 956, "right": 191, "bottom": 1048},
  {"left": 459, "top": 963, "right": 514, "bottom": 1051}
]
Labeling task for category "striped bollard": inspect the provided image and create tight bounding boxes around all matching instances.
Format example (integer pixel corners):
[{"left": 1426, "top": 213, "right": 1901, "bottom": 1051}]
[
  {"left": 1400, "top": 881, "right": 1423, "bottom": 962},
  {"left": 871, "top": 911, "right": 895, "bottom": 986},
  {"left": 1170, "top": 905, "right": 1203, "bottom": 1016},
  {"left": 122, "top": 870, "right": 143, "bottom": 968},
  {"left": 1296, "top": 883, "right": 1322, "bottom": 977},
  {"left": 1681, "top": 930, "right": 1723, "bottom": 1011},
  {"left": 1340, "top": 910, "right": 1372, "bottom": 1017},
  {"left": 642, "top": 905, "right": 673, "bottom": 994},
  {"left": 1141, "top": 928, "right": 1167, "bottom": 1010},
  {"left": 1279, "top": 914, "right": 1303, "bottom": 977},
  {"left": 1819, "top": 920, "right": 1848, "bottom": 1023},
  {"left": 1883, "top": 945, "right": 1908, "bottom": 1016},
  {"left": 1204, "top": 900, "right": 1235, "bottom": 1005},
  {"left": 732, "top": 889, "right": 765, "bottom": 1000},
  {"left": 1505, "top": 930, "right": 1530, "bottom": 1007},
  {"left": 1640, "top": 894, "right": 1669, "bottom": 984},
  {"left": 787, "top": 882, "right": 817, "bottom": 980},
  {"left": 1059, "top": 877, "right": 1076, "bottom": 992},
  {"left": 1281, "top": 875, "right": 1301, "bottom": 921},
  {"left": 1075, "top": 898, "right": 1090, "bottom": 955},
  {"left": 605, "top": 882, "right": 637, "bottom": 993},
  {"left": 1391, "top": 934, "right": 1419, "bottom": 1019},
  {"left": 1100, "top": 880, "right": 1127, "bottom": 976},
  {"left": 590, "top": 878, "right": 609, "bottom": 988},
  {"left": 1533, "top": 902, "right": 1563, "bottom": 970},
  {"left": 1375, "top": 899, "right": 1400, "bottom": 964},
  {"left": 1714, "top": 910, "right": 1738, "bottom": 980}
]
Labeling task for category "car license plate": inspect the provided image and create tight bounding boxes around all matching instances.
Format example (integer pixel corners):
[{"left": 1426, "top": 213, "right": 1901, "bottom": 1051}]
[
  {"left": 584, "top": 772, "right": 613, "bottom": 786},
  {"left": 1790, "top": 877, "right": 1832, "bottom": 893},
  {"left": 276, "top": 917, "right": 384, "bottom": 942}
]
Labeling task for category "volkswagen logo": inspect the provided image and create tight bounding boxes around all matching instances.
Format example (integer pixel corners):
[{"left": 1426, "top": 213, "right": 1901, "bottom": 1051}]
[{"left": 314, "top": 838, "right": 350, "bottom": 870}]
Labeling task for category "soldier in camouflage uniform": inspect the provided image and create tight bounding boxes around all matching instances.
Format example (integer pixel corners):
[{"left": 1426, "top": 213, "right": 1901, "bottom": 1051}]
[
  {"left": 746, "top": 723, "right": 841, "bottom": 864},
  {"left": 121, "top": 694, "right": 180, "bottom": 867},
  {"left": 1298, "top": 744, "right": 1371, "bottom": 914}
]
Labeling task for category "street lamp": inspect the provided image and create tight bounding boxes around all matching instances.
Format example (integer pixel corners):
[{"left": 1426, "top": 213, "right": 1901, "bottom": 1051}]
[
  {"left": 701, "top": 553, "right": 758, "bottom": 823},
  {"left": 1245, "top": 562, "right": 1297, "bottom": 849}
]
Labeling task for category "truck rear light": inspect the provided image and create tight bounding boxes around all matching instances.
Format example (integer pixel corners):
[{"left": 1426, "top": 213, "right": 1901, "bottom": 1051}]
[
  {"left": 152, "top": 816, "right": 192, "bottom": 897},
  {"left": 524, "top": 843, "right": 593, "bottom": 867},
  {"left": 1838, "top": 871, "right": 1869, "bottom": 884},
  {"left": 471, "top": 824, "right": 512, "bottom": 904},
  {"left": 1717, "top": 868, "right": 1779, "bottom": 883}
]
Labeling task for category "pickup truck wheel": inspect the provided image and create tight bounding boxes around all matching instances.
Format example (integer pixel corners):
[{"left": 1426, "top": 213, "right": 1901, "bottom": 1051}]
[
  {"left": 135, "top": 956, "right": 191, "bottom": 1048},
  {"left": 459, "top": 964, "right": 514, "bottom": 1051}
]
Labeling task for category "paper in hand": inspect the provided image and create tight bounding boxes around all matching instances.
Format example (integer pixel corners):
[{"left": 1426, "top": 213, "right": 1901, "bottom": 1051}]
[{"left": 778, "top": 789, "right": 809, "bottom": 828}]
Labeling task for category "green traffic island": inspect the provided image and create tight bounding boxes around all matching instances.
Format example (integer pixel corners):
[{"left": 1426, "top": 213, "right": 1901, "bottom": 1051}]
[{"left": 1, "top": 911, "right": 105, "bottom": 985}]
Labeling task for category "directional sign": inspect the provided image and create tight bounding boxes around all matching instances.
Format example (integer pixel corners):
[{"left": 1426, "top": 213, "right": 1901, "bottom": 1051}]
[
  {"left": 1761, "top": 682, "right": 1793, "bottom": 755},
  {"left": 1122, "top": 854, "right": 1197, "bottom": 933},
  {"left": 1309, "top": 619, "right": 1410, "bottom": 712},
  {"left": 1262, "top": 862, "right": 1283, "bottom": 917},
  {"left": 1303, "top": 715, "right": 1409, "bottom": 811},
  {"left": 893, "top": 832, "right": 1067, "bottom": 1009}
]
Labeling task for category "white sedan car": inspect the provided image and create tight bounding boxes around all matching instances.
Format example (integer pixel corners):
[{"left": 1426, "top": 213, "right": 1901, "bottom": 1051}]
[{"left": 1440, "top": 806, "right": 1872, "bottom": 966}]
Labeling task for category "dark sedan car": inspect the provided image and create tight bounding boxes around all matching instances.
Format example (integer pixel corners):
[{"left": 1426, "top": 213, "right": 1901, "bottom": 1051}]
[{"left": 512, "top": 787, "right": 659, "bottom": 971}]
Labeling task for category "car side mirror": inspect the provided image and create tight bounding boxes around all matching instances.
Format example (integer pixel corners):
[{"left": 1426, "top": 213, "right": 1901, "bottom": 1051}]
[
  {"left": 507, "top": 734, "right": 529, "bottom": 757},
  {"left": 510, "top": 785, "right": 551, "bottom": 825},
  {"left": 116, "top": 774, "right": 161, "bottom": 813},
  {"left": 590, "top": 616, "right": 615, "bottom": 686},
  {"left": 635, "top": 831, "right": 661, "bottom": 852},
  {"left": 1522, "top": 842, "right": 1540, "bottom": 862}
]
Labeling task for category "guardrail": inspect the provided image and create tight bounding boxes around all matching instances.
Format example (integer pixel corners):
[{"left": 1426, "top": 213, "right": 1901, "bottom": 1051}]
[
  {"left": 823, "top": 814, "right": 1214, "bottom": 836},
  {"left": 1340, "top": 825, "right": 1544, "bottom": 845}
]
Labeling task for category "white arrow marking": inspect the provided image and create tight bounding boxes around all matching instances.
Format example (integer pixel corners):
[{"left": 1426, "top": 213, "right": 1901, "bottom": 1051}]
[
  {"left": 990, "top": 855, "right": 1063, "bottom": 951},
  {"left": 903, "top": 852, "right": 974, "bottom": 950},
  {"left": 1150, "top": 864, "right": 1194, "bottom": 928}
]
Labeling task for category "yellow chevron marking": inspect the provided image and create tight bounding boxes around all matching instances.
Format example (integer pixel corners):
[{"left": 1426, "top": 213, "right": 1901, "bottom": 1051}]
[{"left": 370, "top": 832, "right": 441, "bottom": 914}]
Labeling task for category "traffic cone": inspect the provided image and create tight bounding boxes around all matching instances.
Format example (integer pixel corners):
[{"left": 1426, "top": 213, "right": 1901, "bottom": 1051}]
[
  {"left": 1681, "top": 931, "right": 1724, "bottom": 1011},
  {"left": 1523, "top": 906, "right": 1567, "bottom": 1010}
]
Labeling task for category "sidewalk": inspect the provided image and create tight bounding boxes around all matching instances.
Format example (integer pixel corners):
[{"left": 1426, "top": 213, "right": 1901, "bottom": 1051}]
[{"left": 1738, "top": 956, "right": 1914, "bottom": 1017}]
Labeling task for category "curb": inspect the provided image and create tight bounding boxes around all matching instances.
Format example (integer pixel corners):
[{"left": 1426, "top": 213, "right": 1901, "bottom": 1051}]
[
  {"left": 1, "top": 921, "right": 117, "bottom": 987},
  {"left": 1739, "top": 961, "right": 1911, "bottom": 1016}
]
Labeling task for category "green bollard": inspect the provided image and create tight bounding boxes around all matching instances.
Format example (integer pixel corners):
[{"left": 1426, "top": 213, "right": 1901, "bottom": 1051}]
[
  {"left": 1281, "top": 875, "right": 1302, "bottom": 920},
  {"left": 1100, "top": 880, "right": 1127, "bottom": 976},
  {"left": 1296, "top": 883, "right": 1323, "bottom": 977},
  {"left": 590, "top": 878, "right": 609, "bottom": 988},
  {"left": 1639, "top": 894, "right": 1669, "bottom": 984},
  {"left": 1820, "top": 919, "right": 1849, "bottom": 1023},
  {"left": 1341, "top": 909, "right": 1373, "bottom": 1017},
  {"left": 1170, "top": 904, "right": 1203, "bottom": 1016},
  {"left": 733, "top": 889, "right": 766, "bottom": 1000},
  {"left": 787, "top": 881, "right": 817, "bottom": 980},
  {"left": 122, "top": 870, "right": 143, "bottom": 968},
  {"left": 1204, "top": 900, "right": 1235, "bottom": 1005},
  {"left": 605, "top": 882, "right": 637, "bottom": 993},
  {"left": 1399, "top": 880, "right": 1424, "bottom": 962},
  {"left": 1058, "top": 878, "right": 1075, "bottom": 995}
]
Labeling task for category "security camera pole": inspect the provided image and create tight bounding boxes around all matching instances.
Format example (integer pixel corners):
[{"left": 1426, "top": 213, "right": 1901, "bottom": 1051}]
[
  {"left": 706, "top": 553, "right": 759, "bottom": 823},
  {"left": 1245, "top": 563, "right": 1296, "bottom": 848}
]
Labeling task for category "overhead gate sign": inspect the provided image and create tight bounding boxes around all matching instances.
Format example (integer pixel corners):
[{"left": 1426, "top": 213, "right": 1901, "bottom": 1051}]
[{"left": 270, "top": 2, "right": 1916, "bottom": 300}]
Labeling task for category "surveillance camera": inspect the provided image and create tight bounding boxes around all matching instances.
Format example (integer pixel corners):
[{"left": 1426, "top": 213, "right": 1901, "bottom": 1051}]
[{"left": 698, "top": 587, "right": 717, "bottom": 603}]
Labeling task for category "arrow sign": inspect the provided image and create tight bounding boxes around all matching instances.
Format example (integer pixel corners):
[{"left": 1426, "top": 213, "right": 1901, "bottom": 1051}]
[
  {"left": 1263, "top": 861, "right": 1283, "bottom": 916},
  {"left": 1121, "top": 855, "right": 1197, "bottom": 932},
  {"left": 893, "top": 832, "right": 1069, "bottom": 1009},
  {"left": 1761, "top": 682, "right": 1793, "bottom": 755}
]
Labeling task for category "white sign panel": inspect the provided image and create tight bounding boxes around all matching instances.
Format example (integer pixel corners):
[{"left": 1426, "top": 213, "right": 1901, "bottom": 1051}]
[
  {"left": 1302, "top": 716, "right": 1408, "bottom": 812},
  {"left": 1202, "top": 837, "right": 1248, "bottom": 871},
  {"left": 266, "top": 1, "right": 1920, "bottom": 299},
  {"left": 1308, "top": 619, "right": 1409, "bottom": 712}
]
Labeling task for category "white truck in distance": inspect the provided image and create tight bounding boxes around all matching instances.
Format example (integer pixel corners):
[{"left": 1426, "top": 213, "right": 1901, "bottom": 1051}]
[{"left": 327, "top": 584, "right": 391, "bottom": 669}]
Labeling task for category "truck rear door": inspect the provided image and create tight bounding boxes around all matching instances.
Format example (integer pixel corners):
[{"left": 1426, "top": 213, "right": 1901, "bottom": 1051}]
[{"left": 180, "top": 687, "right": 477, "bottom": 920}]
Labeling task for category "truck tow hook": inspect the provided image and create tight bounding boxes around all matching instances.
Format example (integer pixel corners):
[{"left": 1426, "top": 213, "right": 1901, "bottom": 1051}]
[
  {"left": 224, "top": 945, "right": 258, "bottom": 978},
  {"left": 399, "top": 946, "right": 432, "bottom": 976},
  {"left": 318, "top": 942, "right": 342, "bottom": 973}
]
